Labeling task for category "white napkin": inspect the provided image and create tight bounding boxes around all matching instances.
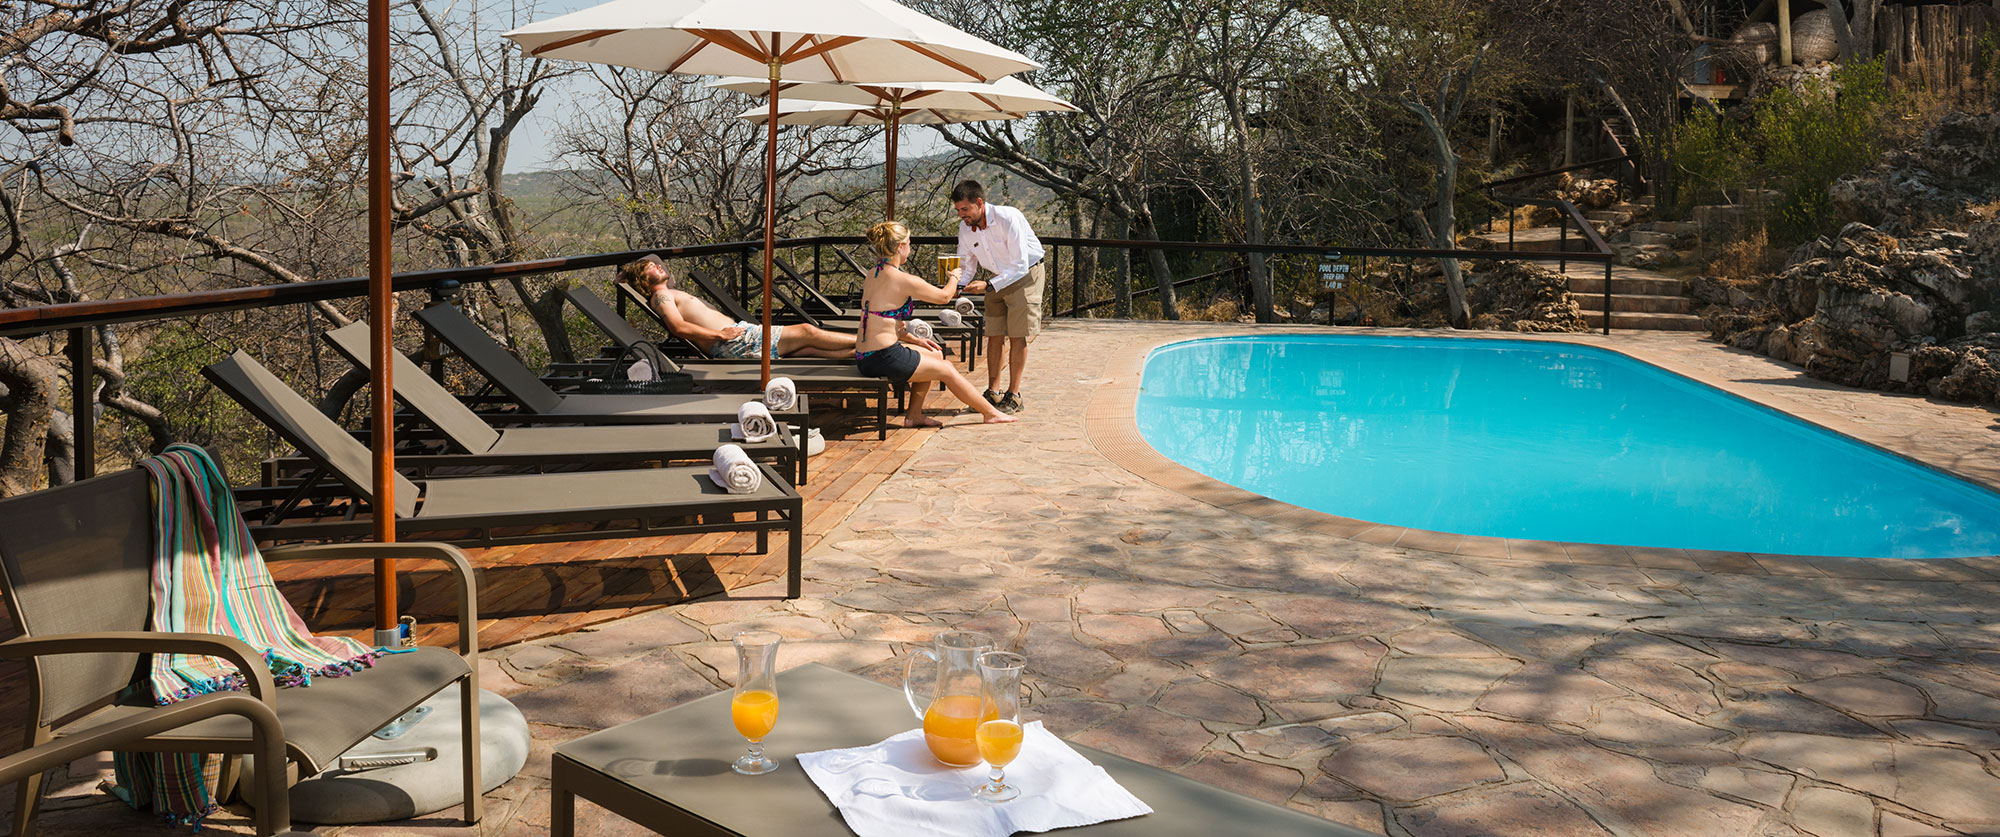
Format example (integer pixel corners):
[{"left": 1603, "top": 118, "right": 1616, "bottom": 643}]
[
  {"left": 707, "top": 444, "right": 761, "bottom": 494},
  {"left": 763, "top": 376, "right": 798, "bottom": 411},
  {"left": 905, "top": 318, "right": 935, "bottom": 342},
  {"left": 797, "top": 722, "right": 1152, "bottom": 837},
  {"left": 736, "top": 401, "right": 776, "bottom": 443},
  {"left": 951, "top": 297, "right": 977, "bottom": 317},
  {"left": 939, "top": 309, "right": 965, "bottom": 328}
]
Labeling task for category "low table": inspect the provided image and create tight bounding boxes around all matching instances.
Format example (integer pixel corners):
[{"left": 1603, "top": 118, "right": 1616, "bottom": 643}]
[{"left": 552, "top": 663, "right": 1370, "bottom": 835}]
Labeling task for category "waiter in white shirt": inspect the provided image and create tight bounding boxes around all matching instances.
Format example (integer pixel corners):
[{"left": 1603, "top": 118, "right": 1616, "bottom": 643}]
[{"left": 945, "top": 179, "right": 1044, "bottom": 415}]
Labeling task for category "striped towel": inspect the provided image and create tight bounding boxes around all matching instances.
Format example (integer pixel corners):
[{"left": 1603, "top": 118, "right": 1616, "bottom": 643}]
[{"left": 113, "top": 444, "right": 385, "bottom": 825}]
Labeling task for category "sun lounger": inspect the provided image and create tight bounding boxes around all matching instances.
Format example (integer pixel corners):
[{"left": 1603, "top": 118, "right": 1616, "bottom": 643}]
[
  {"left": 201, "top": 351, "right": 805, "bottom": 598},
  {"left": 363, "top": 305, "right": 812, "bottom": 435},
  {"left": 474, "top": 297, "right": 891, "bottom": 439},
  {"left": 318, "top": 322, "right": 807, "bottom": 485}
]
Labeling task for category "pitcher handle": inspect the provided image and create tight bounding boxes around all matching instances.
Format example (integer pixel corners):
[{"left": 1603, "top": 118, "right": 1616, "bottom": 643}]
[{"left": 903, "top": 647, "right": 939, "bottom": 721}]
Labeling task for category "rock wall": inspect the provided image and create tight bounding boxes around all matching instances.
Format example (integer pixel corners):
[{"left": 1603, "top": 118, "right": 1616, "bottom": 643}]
[
  {"left": 1703, "top": 221, "right": 2000, "bottom": 406},
  {"left": 1830, "top": 112, "right": 2000, "bottom": 229},
  {"left": 1467, "top": 262, "right": 1589, "bottom": 333}
]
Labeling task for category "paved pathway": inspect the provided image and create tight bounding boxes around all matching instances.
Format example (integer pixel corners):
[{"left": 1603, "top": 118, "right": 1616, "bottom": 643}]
[{"left": 21, "top": 323, "right": 2000, "bottom": 837}]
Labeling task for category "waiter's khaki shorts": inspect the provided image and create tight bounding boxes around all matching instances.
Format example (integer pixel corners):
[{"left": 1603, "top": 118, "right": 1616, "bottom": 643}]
[{"left": 984, "top": 262, "right": 1046, "bottom": 338}]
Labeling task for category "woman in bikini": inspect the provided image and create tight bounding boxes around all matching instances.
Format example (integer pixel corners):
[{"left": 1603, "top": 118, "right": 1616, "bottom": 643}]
[{"left": 855, "top": 221, "right": 1016, "bottom": 426}]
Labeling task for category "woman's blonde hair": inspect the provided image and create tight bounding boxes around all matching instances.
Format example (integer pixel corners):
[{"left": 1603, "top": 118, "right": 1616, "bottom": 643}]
[{"left": 865, "top": 220, "right": 910, "bottom": 259}]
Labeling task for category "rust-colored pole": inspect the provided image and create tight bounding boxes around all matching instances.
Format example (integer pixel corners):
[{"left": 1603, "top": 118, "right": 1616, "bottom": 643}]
[
  {"left": 761, "top": 46, "right": 780, "bottom": 388},
  {"left": 368, "top": 0, "right": 398, "bottom": 638},
  {"left": 885, "top": 97, "right": 902, "bottom": 221}
]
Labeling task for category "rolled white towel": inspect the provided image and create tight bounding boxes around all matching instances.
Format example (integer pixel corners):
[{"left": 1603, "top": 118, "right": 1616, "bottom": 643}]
[
  {"left": 736, "top": 401, "right": 777, "bottom": 443},
  {"left": 905, "top": 318, "right": 935, "bottom": 342},
  {"left": 708, "top": 444, "right": 762, "bottom": 494},
  {"left": 938, "top": 309, "right": 964, "bottom": 328},
  {"left": 951, "top": 297, "right": 977, "bottom": 317},
  {"left": 624, "top": 358, "right": 654, "bottom": 382},
  {"left": 763, "top": 376, "right": 797, "bottom": 411}
]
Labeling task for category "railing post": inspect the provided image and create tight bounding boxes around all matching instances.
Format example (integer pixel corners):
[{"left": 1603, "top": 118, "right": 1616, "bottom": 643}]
[
  {"left": 68, "top": 327, "right": 94, "bottom": 481},
  {"left": 1560, "top": 223, "right": 1569, "bottom": 275},
  {"left": 1050, "top": 244, "right": 1061, "bottom": 319},
  {"left": 1508, "top": 210, "right": 1516, "bottom": 251},
  {"left": 813, "top": 241, "right": 822, "bottom": 290},
  {"left": 1603, "top": 260, "right": 1613, "bottom": 336}
]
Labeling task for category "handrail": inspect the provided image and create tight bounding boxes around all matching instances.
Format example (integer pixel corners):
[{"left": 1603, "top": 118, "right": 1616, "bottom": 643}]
[
  {"left": 1062, "top": 264, "right": 1248, "bottom": 317},
  {"left": 4, "top": 234, "right": 1609, "bottom": 341}
]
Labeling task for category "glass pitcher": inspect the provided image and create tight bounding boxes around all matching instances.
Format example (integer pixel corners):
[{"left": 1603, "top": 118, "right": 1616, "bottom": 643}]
[{"left": 903, "top": 630, "right": 996, "bottom": 766}]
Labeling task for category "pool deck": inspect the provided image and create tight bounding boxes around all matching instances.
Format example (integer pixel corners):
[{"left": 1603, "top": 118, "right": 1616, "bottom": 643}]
[{"left": 20, "top": 322, "right": 2000, "bottom": 836}]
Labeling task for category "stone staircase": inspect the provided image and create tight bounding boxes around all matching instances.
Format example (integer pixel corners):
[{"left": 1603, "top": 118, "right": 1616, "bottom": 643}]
[{"left": 1563, "top": 265, "right": 1707, "bottom": 331}]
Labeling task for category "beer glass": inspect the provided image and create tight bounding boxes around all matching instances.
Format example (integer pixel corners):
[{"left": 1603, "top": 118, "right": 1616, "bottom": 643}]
[
  {"left": 730, "top": 630, "right": 781, "bottom": 775},
  {"left": 938, "top": 254, "right": 961, "bottom": 285}
]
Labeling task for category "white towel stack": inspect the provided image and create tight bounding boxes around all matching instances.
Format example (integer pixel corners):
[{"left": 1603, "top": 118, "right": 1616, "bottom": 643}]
[
  {"left": 950, "top": 297, "right": 977, "bottom": 317},
  {"left": 938, "top": 309, "right": 965, "bottom": 328},
  {"left": 735, "top": 401, "right": 777, "bottom": 443},
  {"left": 905, "top": 318, "right": 935, "bottom": 342},
  {"left": 708, "top": 444, "right": 762, "bottom": 494},
  {"left": 763, "top": 376, "right": 798, "bottom": 411}
]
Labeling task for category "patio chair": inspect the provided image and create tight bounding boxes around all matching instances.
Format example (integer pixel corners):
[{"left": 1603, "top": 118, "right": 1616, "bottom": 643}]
[
  {"left": 0, "top": 466, "right": 482, "bottom": 834},
  {"left": 319, "top": 322, "right": 807, "bottom": 485},
  {"left": 418, "top": 302, "right": 891, "bottom": 440},
  {"left": 200, "top": 352, "right": 805, "bottom": 600}
]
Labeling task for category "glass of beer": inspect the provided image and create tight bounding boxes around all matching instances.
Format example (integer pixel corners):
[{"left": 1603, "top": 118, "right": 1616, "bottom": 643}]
[
  {"left": 973, "top": 651, "right": 1026, "bottom": 803},
  {"left": 730, "top": 630, "right": 781, "bottom": 775},
  {"left": 938, "top": 254, "right": 961, "bottom": 285}
]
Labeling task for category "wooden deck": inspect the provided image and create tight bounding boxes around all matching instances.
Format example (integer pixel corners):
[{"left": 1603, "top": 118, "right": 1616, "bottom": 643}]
[{"left": 0, "top": 394, "right": 940, "bottom": 759}]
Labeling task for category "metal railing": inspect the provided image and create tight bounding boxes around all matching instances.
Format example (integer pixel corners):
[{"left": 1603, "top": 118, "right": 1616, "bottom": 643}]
[{"left": 1, "top": 229, "right": 1614, "bottom": 482}]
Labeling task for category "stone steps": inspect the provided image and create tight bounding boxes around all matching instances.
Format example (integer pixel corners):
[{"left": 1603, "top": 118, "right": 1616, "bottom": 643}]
[
  {"left": 1572, "top": 292, "right": 1696, "bottom": 315},
  {"left": 1566, "top": 275, "right": 1686, "bottom": 296},
  {"left": 1580, "top": 310, "right": 1709, "bottom": 331}
]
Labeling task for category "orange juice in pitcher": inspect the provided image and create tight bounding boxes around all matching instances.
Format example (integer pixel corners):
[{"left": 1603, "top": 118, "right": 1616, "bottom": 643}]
[{"left": 903, "top": 630, "right": 996, "bottom": 767}]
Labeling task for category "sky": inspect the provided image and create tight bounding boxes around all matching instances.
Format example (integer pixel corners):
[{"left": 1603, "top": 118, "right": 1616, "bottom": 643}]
[{"left": 495, "top": 0, "right": 954, "bottom": 173}]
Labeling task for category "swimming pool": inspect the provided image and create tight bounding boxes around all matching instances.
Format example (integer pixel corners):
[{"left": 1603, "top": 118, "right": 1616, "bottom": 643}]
[{"left": 1135, "top": 335, "right": 2000, "bottom": 560}]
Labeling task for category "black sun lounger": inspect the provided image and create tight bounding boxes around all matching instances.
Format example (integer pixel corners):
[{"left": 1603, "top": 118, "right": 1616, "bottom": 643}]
[
  {"left": 317, "top": 322, "right": 807, "bottom": 485},
  {"left": 436, "top": 299, "right": 891, "bottom": 440},
  {"left": 377, "top": 304, "right": 813, "bottom": 436},
  {"left": 202, "top": 351, "right": 805, "bottom": 598}
]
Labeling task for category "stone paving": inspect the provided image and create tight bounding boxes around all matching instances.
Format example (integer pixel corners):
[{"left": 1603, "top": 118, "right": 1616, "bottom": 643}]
[{"left": 17, "top": 322, "right": 2000, "bottom": 836}]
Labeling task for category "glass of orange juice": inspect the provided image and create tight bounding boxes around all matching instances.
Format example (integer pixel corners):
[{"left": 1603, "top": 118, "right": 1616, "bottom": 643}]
[
  {"left": 730, "top": 630, "right": 781, "bottom": 775},
  {"left": 973, "top": 651, "right": 1026, "bottom": 803}
]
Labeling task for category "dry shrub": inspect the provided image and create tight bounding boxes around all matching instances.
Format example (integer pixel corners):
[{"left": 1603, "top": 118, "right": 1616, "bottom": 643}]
[
  {"left": 1177, "top": 298, "right": 1241, "bottom": 322},
  {"left": 1968, "top": 199, "right": 2000, "bottom": 224},
  {"left": 1707, "top": 227, "right": 1783, "bottom": 286}
]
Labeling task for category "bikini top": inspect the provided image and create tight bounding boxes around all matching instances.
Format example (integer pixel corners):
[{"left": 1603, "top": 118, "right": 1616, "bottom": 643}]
[{"left": 859, "top": 260, "right": 919, "bottom": 326}]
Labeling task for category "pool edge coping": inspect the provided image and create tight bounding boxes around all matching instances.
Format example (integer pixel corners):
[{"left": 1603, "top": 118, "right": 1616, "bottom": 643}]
[{"left": 1082, "top": 325, "right": 2000, "bottom": 581}]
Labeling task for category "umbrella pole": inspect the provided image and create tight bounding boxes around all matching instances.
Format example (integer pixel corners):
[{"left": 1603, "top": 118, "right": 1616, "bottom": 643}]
[
  {"left": 886, "top": 100, "right": 901, "bottom": 221},
  {"left": 761, "top": 54, "right": 780, "bottom": 388},
  {"left": 367, "top": 0, "right": 398, "bottom": 645}
]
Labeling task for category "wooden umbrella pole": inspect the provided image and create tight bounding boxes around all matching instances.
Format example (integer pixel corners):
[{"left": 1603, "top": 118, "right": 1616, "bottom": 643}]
[
  {"left": 886, "top": 96, "right": 902, "bottom": 221},
  {"left": 367, "top": 0, "right": 398, "bottom": 640},
  {"left": 762, "top": 49, "right": 780, "bottom": 388}
]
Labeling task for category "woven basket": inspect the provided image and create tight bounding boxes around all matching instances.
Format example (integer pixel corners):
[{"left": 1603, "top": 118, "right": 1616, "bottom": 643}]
[
  {"left": 1730, "top": 21, "right": 1778, "bottom": 67},
  {"left": 1791, "top": 9, "right": 1840, "bottom": 64}
]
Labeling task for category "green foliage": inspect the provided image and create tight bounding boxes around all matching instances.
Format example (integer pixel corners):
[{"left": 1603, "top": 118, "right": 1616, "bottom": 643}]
[
  {"left": 1667, "top": 60, "right": 1898, "bottom": 244},
  {"left": 1757, "top": 61, "right": 1894, "bottom": 242},
  {"left": 1667, "top": 108, "right": 1748, "bottom": 216}
]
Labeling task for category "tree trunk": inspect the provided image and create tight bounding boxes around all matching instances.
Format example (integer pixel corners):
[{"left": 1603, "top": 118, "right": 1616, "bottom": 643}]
[
  {"left": 1113, "top": 215, "right": 1134, "bottom": 319},
  {"left": 1136, "top": 215, "right": 1180, "bottom": 320},
  {"left": 1227, "top": 96, "right": 1274, "bottom": 322},
  {"left": 1407, "top": 100, "right": 1474, "bottom": 328},
  {"left": 0, "top": 337, "right": 57, "bottom": 497},
  {"left": 508, "top": 279, "right": 576, "bottom": 365}
]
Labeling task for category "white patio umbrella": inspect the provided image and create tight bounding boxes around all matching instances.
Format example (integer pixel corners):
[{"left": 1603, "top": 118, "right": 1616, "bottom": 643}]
[
  {"left": 503, "top": 0, "right": 1038, "bottom": 385},
  {"left": 715, "top": 76, "right": 1077, "bottom": 219}
]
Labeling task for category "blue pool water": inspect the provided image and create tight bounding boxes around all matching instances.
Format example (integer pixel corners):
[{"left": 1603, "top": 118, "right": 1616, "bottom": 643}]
[{"left": 1136, "top": 336, "right": 2000, "bottom": 559}]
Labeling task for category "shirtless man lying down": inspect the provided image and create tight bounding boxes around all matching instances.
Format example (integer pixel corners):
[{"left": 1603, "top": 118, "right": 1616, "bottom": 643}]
[{"left": 618, "top": 254, "right": 855, "bottom": 359}]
